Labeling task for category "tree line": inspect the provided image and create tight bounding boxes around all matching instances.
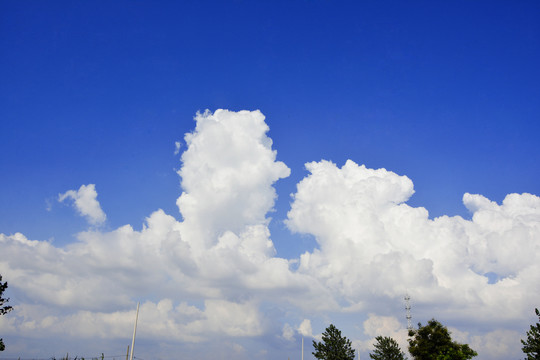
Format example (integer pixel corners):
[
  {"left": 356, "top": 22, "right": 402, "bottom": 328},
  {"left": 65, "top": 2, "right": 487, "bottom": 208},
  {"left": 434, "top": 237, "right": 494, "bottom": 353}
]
[
  {"left": 1, "top": 274, "right": 539, "bottom": 359},
  {"left": 313, "top": 311, "right": 540, "bottom": 360}
]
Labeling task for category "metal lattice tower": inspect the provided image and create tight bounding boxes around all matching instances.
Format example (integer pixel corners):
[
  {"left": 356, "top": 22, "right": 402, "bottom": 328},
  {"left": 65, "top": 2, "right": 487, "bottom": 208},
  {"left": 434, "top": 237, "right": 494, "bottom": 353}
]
[{"left": 404, "top": 293, "right": 412, "bottom": 331}]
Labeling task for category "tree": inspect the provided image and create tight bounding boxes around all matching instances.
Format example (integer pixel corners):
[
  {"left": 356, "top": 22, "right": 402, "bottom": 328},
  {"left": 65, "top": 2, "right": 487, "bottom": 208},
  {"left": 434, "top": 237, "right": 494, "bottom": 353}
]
[
  {"left": 521, "top": 308, "right": 540, "bottom": 360},
  {"left": 312, "top": 324, "right": 356, "bottom": 360},
  {"left": 0, "top": 274, "right": 13, "bottom": 352},
  {"left": 369, "top": 336, "right": 406, "bottom": 360},
  {"left": 407, "top": 319, "right": 477, "bottom": 360}
]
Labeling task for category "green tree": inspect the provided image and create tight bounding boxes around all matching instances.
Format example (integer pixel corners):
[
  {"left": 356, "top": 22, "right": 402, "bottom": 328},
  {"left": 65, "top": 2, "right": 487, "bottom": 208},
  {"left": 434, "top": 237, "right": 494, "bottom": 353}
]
[
  {"left": 521, "top": 308, "right": 540, "bottom": 360},
  {"left": 0, "top": 274, "right": 14, "bottom": 351},
  {"left": 312, "top": 324, "right": 356, "bottom": 360},
  {"left": 407, "top": 319, "right": 477, "bottom": 360},
  {"left": 369, "top": 336, "right": 406, "bottom": 360}
]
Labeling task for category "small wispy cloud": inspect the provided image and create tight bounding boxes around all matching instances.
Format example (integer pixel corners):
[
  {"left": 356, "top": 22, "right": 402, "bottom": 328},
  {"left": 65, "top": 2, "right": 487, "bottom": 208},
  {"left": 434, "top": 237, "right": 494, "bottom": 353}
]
[
  {"left": 58, "top": 184, "right": 106, "bottom": 225},
  {"left": 45, "top": 198, "right": 53, "bottom": 212}
]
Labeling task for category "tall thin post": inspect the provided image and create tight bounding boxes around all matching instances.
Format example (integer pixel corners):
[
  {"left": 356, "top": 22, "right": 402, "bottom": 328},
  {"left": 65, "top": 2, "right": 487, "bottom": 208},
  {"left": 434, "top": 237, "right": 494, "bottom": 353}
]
[
  {"left": 129, "top": 302, "right": 140, "bottom": 360},
  {"left": 126, "top": 345, "right": 130, "bottom": 360},
  {"left": 405, "top": 293, "right": 412, "bottom": 331},
  {"left": 302, "top": 337, "right": 304, "bottom": 360}
]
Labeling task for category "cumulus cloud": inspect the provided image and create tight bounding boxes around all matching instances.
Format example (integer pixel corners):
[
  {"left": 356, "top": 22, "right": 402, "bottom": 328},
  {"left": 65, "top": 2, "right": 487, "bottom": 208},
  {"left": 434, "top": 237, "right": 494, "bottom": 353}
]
[
  {"left": 177, "top": 109, "right": 290, "bottom": 251},
  {"left": 287, "top": 160, "right": 540, "bottom": 323},
  {"left": 58, "top": 184, "right": 106, "bottom": 225},
  {"left": 0, "top": 110, "right": 301, "bottom": 357},
  {"left": 1, "top": 110, "right": 539, "bottom": 360}
]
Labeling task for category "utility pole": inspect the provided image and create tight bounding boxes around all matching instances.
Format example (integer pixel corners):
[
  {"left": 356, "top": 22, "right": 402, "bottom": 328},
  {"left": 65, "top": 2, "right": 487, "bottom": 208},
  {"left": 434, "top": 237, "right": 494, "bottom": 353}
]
[{"left": 129, "top": 302, "right": 140, "bottom": 360}]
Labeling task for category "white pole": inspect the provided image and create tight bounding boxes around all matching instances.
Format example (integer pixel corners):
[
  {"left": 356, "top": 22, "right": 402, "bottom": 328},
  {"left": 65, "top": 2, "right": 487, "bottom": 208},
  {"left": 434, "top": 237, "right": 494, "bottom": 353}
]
[
  {"left": 129, "top": 302, "right": 140, "bottom": 360},
  {"left": 302, "top": 337, "right": 304, "bottom": 360}
]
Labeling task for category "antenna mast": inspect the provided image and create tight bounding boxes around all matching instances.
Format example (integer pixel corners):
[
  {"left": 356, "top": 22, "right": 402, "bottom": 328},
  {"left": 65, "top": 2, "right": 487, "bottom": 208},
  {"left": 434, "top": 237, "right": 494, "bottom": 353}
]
[
  {"left": 129, "top": 302, "right": 140, "bottom": 360},
  {"left": 404, "top": 293, "right": 412, "bottom": 331}
]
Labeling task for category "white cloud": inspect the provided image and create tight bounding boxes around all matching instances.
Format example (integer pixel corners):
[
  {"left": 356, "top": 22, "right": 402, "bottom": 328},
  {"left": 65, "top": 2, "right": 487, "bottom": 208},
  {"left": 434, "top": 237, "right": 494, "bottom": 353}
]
[
  {"left": 177, "top": 109, "right": 290, "bottom": 252},
  {"left": 298, "top": 319, "right": 313, "bottom": 338},
  {"left": 0, "top": 299, "right": 259, "bottom": 344},
  {"left": 0, "top": 110, "right": 300, "bottom": 355},
  {"left": 361, "top": 314, "right": 408, "bottom": 354},
  {"left": 287, "top": 159, "right": 540, "bottom": 324},
  {"left": 58, "top": 184, "right": 106, "bottom": 225},
  {"left": 45, "top": 198, "right": 53, "bottom": 212},
  {"left": 281, "top": 323, "right": 295, "bottom": 341},
  {"left": 174, "top": 140, "right": 181, "bottom": 155},
  {"left": 470, "top": 329, "right": 523, "bottom": 359},
  {"left": 1, "top": 110, "right": 539, "bottom": 360}
]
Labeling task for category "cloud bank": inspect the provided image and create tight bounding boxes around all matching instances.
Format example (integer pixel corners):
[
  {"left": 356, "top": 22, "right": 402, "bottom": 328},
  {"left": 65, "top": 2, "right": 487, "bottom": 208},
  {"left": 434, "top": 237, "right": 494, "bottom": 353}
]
[{"left": 0, "top": 110, "right": 538, "bottom": 360}]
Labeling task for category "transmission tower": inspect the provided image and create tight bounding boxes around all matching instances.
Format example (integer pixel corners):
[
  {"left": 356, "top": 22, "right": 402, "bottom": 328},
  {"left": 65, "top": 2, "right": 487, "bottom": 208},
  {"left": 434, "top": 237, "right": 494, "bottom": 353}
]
[{"left": 404, "top": 293, "right": 412, "bottom": 331}]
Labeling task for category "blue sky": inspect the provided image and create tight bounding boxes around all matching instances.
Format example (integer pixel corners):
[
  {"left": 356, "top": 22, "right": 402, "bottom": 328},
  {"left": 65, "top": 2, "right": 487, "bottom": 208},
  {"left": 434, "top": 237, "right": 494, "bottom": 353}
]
[{"left": 1, "top": 1, "right": 539, "bottom": 359}]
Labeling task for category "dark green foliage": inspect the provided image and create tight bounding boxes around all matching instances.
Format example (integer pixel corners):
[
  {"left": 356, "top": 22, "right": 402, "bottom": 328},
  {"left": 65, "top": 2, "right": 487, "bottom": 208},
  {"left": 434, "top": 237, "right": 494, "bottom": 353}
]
[
  {"left": 312, "top": 324, "right": 356, "bottom": 360},
  {"left": 521, "top": 308, "right": 540, "bottom": 360},
  {"left": 0, "top": 274, "right": 13, "bottom": 351},
  {"left": 407, "top": 319, "right": 477, "bottom": 360},
  {"left": 0, "top": 275, "right": 12, "bottom": 316},
  {"left": 369, "top": 336, "right": 406, "bottom": 360}
]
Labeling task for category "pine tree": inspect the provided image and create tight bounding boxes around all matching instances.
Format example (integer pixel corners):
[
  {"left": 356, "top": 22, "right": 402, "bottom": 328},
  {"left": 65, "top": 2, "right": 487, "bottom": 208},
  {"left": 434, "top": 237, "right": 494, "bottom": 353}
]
[
  {"left": 369, "top": 336, "right": 406, "bottom": 360},
  {"left": 521, "top": 308, "right": 540, "bottom": 360},
  {"left": 312, "top": 324, "right": 356, "bottom": 360}
]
